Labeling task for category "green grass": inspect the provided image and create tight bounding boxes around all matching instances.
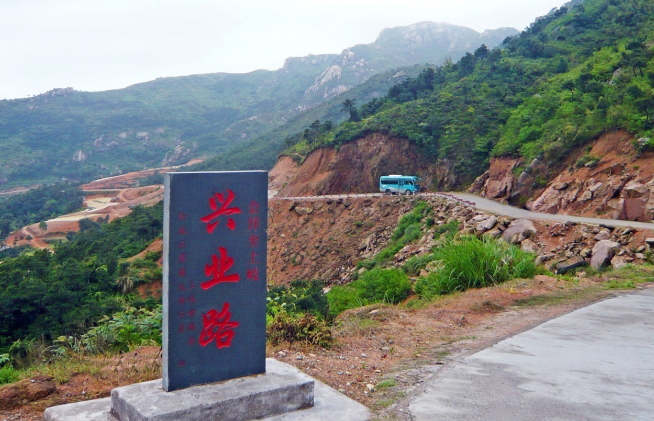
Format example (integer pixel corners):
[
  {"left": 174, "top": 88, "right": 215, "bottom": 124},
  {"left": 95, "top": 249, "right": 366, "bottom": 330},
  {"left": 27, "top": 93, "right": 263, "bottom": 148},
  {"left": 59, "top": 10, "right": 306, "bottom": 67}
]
[
  {"left": 376, "top": 379, "right": 397, "bottom": 391},
  {"left": 414, "top": 236, "right": 536, "bottom": 299},
  {"left": 605, "top": 280, "right": 636, "bottom": 289},
  {"left": 327, "top": 268, "right": 412, "bottom": 317}
]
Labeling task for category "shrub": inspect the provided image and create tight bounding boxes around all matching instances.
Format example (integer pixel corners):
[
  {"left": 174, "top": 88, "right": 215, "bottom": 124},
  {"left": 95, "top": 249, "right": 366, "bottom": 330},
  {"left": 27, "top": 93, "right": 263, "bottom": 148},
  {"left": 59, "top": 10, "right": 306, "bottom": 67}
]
[
  {"left": 327, "top": 286, "right": 366, "bottom": 318},
  {"left": 266, "top": 312, "right": 333, "bottom": 348},
  {"left": 355, "top": 268, "right": 412, "bottom": 304},
  {"left": 415, "top": 236, "right": 536, "bottom": 299},
  {"left": 433, "top": 220, "right": 460, "bottom": 240},
  {"left": 78, "top": 306, "right": 162, "bottom": 354},
  {"left": 575, "top": 153, "right": 600, "bottom": 168},
  {"left": 0, "top": 365, "right": 18, "bottom": 385},
  {"left": 374, "top": 201, "right": 431, "bottom": 264},
  {"left": 403, "top": 254, "right": 435, "bottom": 276},
  {"left": 327, "top": 269, "right": 412, "bottom": 317},
  {"left": 0, "top": 353, "right": 18, "bottom": 385},
  {"left": 267, "top": 280, "right": 328, "bottom": 320}
]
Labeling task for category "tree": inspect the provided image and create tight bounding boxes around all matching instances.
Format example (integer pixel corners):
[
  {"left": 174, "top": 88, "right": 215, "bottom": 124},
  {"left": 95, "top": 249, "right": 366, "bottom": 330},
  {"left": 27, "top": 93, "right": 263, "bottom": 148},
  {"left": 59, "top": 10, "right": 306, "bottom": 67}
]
[
  {"left": 458, "top": 53, "right": 476, "bottom": 76},
  {"left": 341, "top": 99, "right": 359, "bottom": 122},
  {"left": 39, "top": 221, "right": 47, "bottom": 235},
  {"left": 635, "top": 97, "right": 654, "bottom": 122},
  {"left": 562, "top": 80, "right": 575, "bottom": 101},
  {"left": 487, "top": 49, "right": 502, "bottom": 74},
  {"left": 474, "top": 44, "right": 489, "bottom": 61}
]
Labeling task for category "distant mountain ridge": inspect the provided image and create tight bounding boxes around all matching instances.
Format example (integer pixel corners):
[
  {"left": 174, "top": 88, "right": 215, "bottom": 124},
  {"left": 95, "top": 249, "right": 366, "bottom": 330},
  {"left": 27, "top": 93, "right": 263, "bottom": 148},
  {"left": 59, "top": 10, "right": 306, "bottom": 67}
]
[
  {"left": 0, "top": 22, "right": 517, "bottom": 188},
  {"left": 302, "top": 23, "right": 518, "bottom": 106}
]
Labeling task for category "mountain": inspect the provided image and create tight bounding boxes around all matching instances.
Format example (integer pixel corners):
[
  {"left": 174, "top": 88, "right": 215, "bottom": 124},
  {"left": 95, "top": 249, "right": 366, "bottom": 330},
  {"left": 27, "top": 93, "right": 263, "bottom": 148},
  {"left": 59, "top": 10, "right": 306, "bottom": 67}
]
[
  {"left": 0, "top": 23, "right": 516, "bottom": 188},
  {"left": 301, "top": 23, "right": 517, "bottom": 107}
]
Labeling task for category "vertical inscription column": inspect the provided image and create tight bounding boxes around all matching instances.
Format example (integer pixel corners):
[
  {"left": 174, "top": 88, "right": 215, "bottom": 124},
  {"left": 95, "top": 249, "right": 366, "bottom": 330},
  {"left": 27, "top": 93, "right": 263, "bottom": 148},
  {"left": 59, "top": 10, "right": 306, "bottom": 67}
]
[{"left": 163, "top": 171, "right": 267, "bottom": 392}]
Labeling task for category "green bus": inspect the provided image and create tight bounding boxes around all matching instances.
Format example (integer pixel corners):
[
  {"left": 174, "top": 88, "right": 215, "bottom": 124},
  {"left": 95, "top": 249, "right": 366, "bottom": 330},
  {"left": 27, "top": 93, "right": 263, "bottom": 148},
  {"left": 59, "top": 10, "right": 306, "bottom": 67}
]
[{"left": 379, "top": 175, "right": 422, "bottom": 195}]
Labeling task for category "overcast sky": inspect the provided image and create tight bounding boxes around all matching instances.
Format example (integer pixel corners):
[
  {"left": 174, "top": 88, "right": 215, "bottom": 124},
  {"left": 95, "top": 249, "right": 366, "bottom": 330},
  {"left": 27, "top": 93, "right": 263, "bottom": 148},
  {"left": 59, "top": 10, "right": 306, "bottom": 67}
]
[{"left": 0, "top": 0, "right": 569, "bottom": 100}]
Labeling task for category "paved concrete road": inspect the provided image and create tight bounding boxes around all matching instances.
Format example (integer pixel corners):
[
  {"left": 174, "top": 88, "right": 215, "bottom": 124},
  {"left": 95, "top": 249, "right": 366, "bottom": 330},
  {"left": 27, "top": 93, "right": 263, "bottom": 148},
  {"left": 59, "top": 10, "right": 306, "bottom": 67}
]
[
  {"left": 451, "top": 192, "right": 654, "bottom": 230},
  {"left": 408, "top": 288, "right": 654, "bottom": 421}
]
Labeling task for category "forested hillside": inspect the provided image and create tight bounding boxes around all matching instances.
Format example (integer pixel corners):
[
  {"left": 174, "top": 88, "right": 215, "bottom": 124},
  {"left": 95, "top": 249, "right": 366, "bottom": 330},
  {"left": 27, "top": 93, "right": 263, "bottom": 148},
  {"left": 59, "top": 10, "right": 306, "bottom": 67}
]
[
  {"left": 0, "top": 204, "right": 163, "bottom": 352},
  {"left": 258, "top": 0, "right": 654, "bottom": 188},
  {"left": 0, "top": 23, "right": 513, "bottom": 188},
  {"left": 0, "top": 184, "right": 83, "bottom": 238}
]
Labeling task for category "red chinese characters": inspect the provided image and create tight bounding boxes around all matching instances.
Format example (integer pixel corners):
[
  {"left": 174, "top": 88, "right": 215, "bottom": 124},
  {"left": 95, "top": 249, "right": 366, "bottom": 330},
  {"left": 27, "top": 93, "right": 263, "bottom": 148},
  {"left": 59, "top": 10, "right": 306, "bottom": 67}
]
[
  {"left": 247, "top": 200, "right": 262, "bottom": 281},
  {"left": 199, "top": 303, "right": 239, "bottom": 349},
  {"left": 201, "top": 246, "right": 240, "bottom": 290},
  {"left": 200, "top": 189, "right": 241, "bottom": 234},
  {"left": 176, "top": 212, "right": 196, "bottom": 354}
]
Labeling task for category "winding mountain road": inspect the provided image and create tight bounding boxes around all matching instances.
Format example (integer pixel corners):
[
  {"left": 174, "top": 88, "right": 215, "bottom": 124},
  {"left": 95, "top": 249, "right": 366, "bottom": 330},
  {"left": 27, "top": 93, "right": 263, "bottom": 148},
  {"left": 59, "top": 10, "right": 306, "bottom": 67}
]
[{"left": 271, "top": 191, "right": 654, "bottom": 231}]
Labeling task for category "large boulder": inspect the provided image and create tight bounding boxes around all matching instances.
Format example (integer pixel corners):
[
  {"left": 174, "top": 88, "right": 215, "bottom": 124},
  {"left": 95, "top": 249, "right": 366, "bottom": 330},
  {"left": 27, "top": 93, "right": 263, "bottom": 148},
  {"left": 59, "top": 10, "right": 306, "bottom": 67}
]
[
  {"left": 611, "top": 256, "right": 631, "bottom": 269},
  {"left": 614, "top": 181, "right": 652, "bottom": 222},
  {"left": 530, "top": 187, "right": 562, "bottom": 213},
  {"left": 590, "top": 240, "right": 621, "bottom": 270},
  {"left": 476, "top": 216, "right": 497, "bottom": 232},
  {"left": 502, "top": 219, "right": 537, "bottom": 244}
]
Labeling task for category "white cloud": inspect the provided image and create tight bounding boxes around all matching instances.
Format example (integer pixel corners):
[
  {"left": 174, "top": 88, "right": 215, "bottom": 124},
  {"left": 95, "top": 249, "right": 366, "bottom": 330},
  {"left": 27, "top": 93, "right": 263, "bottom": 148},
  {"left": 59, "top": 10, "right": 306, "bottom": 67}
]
[{"left": 0, "top": 0, "right": 568, "bottom": 99}]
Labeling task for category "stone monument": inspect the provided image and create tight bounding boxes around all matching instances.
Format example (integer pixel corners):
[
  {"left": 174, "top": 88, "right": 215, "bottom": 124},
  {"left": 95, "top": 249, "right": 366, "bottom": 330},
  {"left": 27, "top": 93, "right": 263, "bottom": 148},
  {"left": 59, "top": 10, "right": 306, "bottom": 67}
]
[{"left": 162, "top": 171, "right": 268, "bottom": 391}]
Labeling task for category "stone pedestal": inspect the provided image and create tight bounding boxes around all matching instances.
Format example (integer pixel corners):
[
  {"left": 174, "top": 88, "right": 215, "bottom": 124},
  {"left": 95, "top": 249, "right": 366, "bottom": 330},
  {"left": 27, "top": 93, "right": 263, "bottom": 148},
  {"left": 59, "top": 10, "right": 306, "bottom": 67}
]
[
  {"left": 43, "top": 359, "right": 370, "bottom": 421},
  {"left": 111, "top": 359, "right": 313, "bottom": 421}
]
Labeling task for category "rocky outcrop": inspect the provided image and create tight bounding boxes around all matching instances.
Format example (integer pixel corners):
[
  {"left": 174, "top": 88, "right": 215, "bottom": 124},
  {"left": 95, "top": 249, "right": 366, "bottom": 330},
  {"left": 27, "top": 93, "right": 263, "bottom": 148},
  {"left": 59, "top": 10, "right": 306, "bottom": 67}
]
[
  {"left": 527, "top": 131, "right": 654, "bottom": 222},
  {"left": 301, "top": 22, "right": 517, "bottom": 107},
  {"left": 72, "top": 150, "right": 87, "bottom": 162},
  {"left": 93, "top": 136, "right": 104, "bottom": 148},
  {"left": 160, "top": 142, "right": 197, "bottom": 166},
  {"left": 469, "top": 158, "right": 519, "bottom": 202},
  {"left": 473, "top": 131, "right": 654, "bottom": 223},
  {"left": 469, "top": 156, "right": 547, "bottom": 205},
  {"left": 614, "top": 181, "right": 653, "bottom": 222},
  {"left": 136, "top": 132, "right": 150, "bottom": 141}
]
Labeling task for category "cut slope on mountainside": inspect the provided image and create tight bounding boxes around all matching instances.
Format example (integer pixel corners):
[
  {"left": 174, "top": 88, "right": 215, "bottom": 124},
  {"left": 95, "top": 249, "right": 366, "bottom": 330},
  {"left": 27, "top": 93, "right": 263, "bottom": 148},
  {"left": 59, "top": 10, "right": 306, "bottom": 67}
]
[
  {"left": 269, "top": 134, "right": 454, "bottom": 197},
  {"left": 470, "top": 130, "right": 654, "bottom": 222},
  {"left": 0, "top": 23, "right": 514, "bottom": 189}
]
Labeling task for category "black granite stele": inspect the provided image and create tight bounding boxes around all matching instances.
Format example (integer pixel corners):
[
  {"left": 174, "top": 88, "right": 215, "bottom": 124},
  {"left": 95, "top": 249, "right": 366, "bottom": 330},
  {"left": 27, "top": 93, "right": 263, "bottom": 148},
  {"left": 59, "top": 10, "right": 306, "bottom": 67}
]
[{"left": 162, "top": 171, "right": 268, "bottom": 391}]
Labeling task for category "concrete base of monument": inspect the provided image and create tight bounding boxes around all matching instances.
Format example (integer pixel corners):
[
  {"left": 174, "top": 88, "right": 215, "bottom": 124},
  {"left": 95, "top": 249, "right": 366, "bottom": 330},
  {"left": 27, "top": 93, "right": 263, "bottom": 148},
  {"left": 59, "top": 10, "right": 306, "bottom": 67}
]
[{"left": 43, "top": 359, "right": 370, "bottom": 421}]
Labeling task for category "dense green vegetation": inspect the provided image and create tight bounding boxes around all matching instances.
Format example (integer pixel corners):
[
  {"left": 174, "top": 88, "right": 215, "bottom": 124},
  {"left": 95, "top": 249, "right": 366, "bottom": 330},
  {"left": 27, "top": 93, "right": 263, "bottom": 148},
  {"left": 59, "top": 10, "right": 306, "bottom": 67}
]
[
  {"left": 0, "top": 204, "right": 163, "bottom": 352},
  {"left": 327, "top": 268, "right": 412, "bottom": 317},
  {"left": 414, "top": 236, "right": 536, "bottom": 299},
  {"left": 279, "top": 0, "right": 654, "bottom": 187},
  {"left": 0, "top": 183, "right": 83, "bottom": 238}
]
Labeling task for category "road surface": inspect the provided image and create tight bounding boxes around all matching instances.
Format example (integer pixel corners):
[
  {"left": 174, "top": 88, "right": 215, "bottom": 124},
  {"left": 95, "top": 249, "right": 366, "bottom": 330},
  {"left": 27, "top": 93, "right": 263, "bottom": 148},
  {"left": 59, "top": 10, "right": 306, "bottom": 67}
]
[{"left": 408, "top": 288, "right": 654, "bottom": 420}]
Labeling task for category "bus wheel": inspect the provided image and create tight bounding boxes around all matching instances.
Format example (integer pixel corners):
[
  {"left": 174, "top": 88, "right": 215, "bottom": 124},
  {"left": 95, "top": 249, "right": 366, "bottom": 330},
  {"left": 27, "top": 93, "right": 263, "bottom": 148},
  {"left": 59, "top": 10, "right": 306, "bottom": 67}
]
[
  {"left": 405, "top": 190, "right": 412, "bottom": 196},
  {"left": 385, "top": 189, "right": 392, "bottom": 195}
]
